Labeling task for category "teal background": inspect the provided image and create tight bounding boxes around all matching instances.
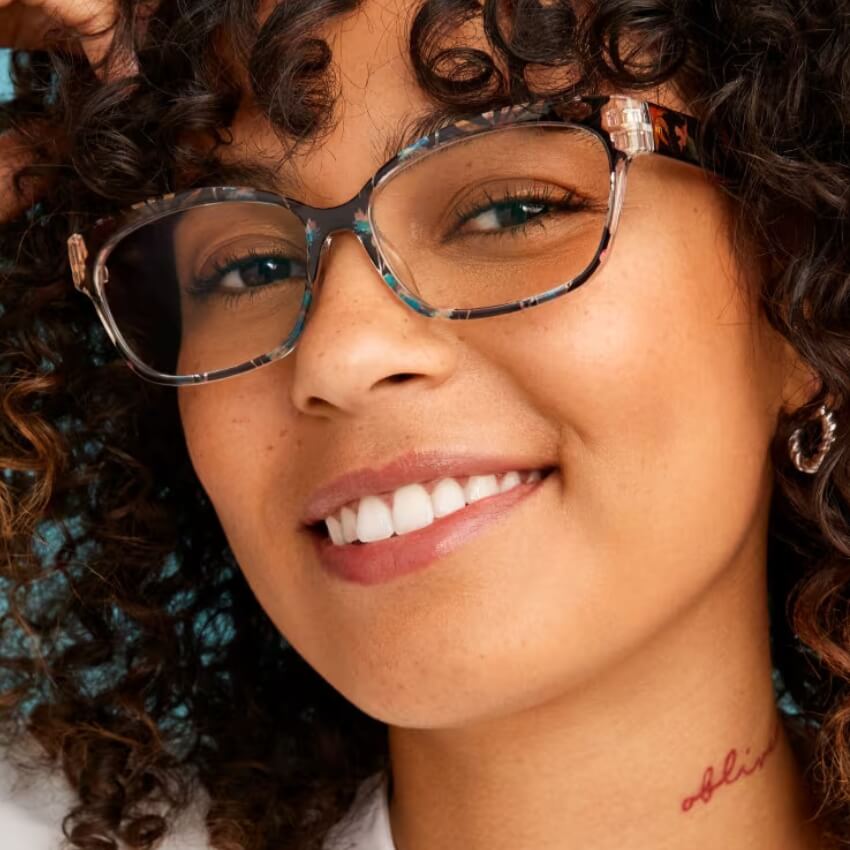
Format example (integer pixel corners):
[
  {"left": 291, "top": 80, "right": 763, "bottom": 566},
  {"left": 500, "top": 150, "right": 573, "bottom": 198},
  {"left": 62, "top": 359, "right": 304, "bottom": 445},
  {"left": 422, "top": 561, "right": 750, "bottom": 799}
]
[{"left": 0, "top": 50, "right": 10, "bottom": 100}]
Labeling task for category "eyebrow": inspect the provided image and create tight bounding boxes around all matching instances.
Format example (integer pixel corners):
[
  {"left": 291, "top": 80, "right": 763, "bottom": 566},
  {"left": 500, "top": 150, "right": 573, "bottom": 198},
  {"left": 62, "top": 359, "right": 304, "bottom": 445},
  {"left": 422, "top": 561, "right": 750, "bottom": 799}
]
[
  {"left": 378, "top": 105, "right": 464, "bottom": 163},
  {"left": 210, "top": 105, "right": 470, "bottom": 200}
]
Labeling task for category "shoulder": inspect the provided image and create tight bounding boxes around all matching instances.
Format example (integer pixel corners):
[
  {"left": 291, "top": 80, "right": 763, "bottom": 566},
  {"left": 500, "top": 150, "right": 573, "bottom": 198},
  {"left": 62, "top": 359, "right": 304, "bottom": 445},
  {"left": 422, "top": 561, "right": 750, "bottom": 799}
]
[{"left": 0, "top": 738, "right": 210, "bottom": 850}]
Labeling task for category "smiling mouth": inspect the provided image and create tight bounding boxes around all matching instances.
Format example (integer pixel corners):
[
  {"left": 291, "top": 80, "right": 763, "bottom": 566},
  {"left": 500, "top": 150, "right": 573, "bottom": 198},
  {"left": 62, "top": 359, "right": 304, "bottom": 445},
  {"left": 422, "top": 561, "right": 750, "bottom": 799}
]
[{"left": 305, "top": 466, "right": 557, "bottom": 547}]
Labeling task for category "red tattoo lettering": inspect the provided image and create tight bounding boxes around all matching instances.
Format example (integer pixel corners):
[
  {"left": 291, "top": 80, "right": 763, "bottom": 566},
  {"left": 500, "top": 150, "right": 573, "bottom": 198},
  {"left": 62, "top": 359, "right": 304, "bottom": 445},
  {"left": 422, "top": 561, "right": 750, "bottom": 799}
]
[{"left": 680, "top": 718, "right": 781, "bottom": 812}]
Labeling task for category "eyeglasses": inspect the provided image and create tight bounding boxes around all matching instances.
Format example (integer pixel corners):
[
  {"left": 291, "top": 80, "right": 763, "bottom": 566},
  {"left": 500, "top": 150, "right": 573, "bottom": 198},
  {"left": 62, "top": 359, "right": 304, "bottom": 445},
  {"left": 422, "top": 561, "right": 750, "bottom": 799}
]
[{"left": 67, "top": 94, "right": 713, "bottom": 387}]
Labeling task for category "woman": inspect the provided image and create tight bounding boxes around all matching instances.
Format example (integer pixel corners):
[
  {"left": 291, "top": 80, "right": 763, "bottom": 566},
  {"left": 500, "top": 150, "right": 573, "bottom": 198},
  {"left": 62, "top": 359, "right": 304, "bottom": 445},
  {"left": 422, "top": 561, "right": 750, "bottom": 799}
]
[{"left": 0, "top": 0, "right": 847, "bottom": 848}]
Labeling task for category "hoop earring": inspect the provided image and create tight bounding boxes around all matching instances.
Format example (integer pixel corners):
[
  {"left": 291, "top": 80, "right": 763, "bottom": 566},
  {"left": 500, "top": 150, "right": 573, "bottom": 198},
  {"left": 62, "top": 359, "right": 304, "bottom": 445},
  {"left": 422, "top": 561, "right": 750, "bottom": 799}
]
[{"left": 788, "top": 404, "right": 837, "bottom": 474}]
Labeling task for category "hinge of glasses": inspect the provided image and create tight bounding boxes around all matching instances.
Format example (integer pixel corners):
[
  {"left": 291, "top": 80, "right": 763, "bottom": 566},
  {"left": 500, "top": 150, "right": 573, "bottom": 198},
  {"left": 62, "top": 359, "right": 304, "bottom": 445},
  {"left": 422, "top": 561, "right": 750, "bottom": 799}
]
[
  {"left": 67, "top": 233, "right": 88, "bottom": 291},
  {"left": 601, "top": 96, "right": 654, "bottom": 156}
]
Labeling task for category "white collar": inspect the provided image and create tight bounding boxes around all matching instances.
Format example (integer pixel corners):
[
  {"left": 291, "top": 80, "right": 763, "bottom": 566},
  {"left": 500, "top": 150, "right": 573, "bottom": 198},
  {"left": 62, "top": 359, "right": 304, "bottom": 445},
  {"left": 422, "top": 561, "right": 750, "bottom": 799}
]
[{"left": 322, "top": 770, "right": 396, "bottom": 850}]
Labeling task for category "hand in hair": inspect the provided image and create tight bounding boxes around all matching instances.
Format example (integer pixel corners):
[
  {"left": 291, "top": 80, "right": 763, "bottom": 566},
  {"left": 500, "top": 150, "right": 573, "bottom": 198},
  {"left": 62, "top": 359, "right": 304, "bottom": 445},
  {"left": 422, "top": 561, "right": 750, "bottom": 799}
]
[
  {"left": 0, "top": 0, "right": 120, "bottom": 66},
  {"left": 0, "top": 0, "right": 140, "bottom": 220}
]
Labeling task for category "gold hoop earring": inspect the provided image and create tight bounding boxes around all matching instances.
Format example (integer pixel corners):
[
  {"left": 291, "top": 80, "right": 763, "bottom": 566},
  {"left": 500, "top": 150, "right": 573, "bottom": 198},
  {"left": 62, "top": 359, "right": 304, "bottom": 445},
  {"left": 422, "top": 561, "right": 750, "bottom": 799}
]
[{"left": 788, "top": 404, "right": 837, "bottom": 474}]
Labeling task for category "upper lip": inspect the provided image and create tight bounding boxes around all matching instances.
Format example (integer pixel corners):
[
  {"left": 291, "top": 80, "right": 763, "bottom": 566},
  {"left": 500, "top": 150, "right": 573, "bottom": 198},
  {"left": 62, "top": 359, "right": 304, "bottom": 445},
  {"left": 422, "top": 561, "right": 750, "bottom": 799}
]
[{"left": 301, "top": 450, "right": 555, "bottom": 526}]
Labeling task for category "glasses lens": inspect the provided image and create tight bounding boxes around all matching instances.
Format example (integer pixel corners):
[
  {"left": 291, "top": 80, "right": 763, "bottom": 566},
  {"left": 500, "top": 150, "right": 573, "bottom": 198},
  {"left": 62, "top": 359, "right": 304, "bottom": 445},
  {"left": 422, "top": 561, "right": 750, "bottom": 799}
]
[
  {"left": 100, "top": 200, "right": 308, "bottom": 378},
  {"left": 371, "top": 124, "right": 612, "bottom": 311}
]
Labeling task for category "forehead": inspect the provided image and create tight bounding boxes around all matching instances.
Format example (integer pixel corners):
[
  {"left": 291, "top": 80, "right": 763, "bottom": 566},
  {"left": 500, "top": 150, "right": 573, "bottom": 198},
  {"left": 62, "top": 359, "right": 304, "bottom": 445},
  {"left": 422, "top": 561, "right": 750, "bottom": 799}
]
[
  {"left": 218, "top": 0, "right": 683, "bottom": 205},
  {"left": 224, "top": 0, "right": 452, "bottom": 206}
]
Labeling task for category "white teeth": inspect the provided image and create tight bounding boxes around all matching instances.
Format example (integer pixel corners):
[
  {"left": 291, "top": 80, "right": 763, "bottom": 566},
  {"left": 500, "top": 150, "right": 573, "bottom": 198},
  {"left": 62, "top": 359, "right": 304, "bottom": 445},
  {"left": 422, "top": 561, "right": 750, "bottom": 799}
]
[
  {"left": 340, "top": 505, "right": 358, "bottom": 544},
  {"left": 322, "top": 468, "right": 549, "bottom": 545},
  {"left": 392, "top": 483, "right": 435, "bottom": 535},
  {"left": 499, "top": 470, "right": 522, "bottom": 492},
  {"left": 324, "top": 514, "right": 345, "bottom": 546},
  {"left": 431, "top": 477, "right": 467, "bottom": 518},
  {"left": 464, "top": 474, "right": 500, "bottom": 503},
  {"left": 356, "top": 495, "right": 395, "bottom": 542}
]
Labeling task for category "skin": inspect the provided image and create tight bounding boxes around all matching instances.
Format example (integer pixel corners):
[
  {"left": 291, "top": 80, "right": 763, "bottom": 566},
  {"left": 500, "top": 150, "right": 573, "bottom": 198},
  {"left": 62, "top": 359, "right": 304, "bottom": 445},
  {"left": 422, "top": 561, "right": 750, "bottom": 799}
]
[{"left": 1, "top": 1, "right": 832, "bottom": 848}]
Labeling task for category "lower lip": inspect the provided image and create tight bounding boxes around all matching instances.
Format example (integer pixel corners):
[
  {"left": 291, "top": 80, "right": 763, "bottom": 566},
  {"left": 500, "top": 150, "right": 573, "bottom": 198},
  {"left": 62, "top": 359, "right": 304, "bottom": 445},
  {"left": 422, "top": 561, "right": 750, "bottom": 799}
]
[{"left": 309, "top": 469, "right": 556, "bottom": 585}]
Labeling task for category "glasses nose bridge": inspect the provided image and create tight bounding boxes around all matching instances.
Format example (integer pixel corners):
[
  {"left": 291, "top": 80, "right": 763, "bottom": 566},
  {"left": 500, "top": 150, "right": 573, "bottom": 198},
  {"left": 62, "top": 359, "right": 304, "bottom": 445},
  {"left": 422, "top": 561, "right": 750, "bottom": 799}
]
[{"left": 302, "top": 194, "right": 383, "bottom": 283}]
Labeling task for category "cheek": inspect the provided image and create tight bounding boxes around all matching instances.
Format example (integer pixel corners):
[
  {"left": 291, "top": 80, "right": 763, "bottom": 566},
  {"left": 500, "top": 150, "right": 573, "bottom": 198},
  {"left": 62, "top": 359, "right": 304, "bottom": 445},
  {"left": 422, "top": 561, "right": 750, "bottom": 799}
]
[
  {"left": 478, "top": 189, "right": 780, "bottom": 621},
  {"left": 178, "top": 375, "right": 329, "bottom": 655},
  {"left": 177, "top": 375, "right": 300, "bottom": 551}
]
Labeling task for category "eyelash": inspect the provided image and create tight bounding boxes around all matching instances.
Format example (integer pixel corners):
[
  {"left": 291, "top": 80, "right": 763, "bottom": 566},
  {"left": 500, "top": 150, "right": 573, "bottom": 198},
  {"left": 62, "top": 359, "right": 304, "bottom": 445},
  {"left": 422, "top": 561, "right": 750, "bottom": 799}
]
[
  {"left": 449, "top": 185, "right": 587, "bottom": 239},
  {"left": 187, "top": 247, "right": 294, "bottom": 307}
]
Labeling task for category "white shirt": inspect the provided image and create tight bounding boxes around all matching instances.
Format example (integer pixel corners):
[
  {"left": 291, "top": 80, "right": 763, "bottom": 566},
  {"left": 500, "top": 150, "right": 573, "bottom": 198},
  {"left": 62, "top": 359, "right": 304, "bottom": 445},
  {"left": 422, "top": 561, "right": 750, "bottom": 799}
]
[
  {"left": 0, "top": 745, "right": 396, "bottom": 850},
  {"left": 322, "top": 771, "right": 396, "bottom": 850}
]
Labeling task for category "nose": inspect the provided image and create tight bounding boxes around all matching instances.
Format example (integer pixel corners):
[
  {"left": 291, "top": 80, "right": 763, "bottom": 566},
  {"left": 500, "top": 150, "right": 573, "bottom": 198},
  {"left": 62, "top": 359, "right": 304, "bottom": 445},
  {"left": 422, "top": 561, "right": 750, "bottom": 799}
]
[{"left": 288, "top": 230, "right": 458, "bottom": 417}]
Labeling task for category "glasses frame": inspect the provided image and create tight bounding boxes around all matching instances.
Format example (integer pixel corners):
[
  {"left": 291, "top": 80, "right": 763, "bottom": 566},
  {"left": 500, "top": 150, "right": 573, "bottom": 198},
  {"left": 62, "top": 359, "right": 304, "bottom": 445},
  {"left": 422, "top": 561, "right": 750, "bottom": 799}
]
[{"left": 67, "top": 93, "right": 708, "bottom": 387}]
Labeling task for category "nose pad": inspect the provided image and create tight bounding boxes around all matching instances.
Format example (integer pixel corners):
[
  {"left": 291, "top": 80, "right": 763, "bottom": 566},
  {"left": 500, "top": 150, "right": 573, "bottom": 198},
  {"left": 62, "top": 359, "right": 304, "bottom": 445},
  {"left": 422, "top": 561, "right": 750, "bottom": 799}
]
[
  {"left": 307, "top": 227, "right": 436, "bottom": 321},
  {"left": 312, "top": 229, "right": 384, "bottom": 290},
  {"left": 375, "top": 239, "right": 421, "bottom": 299},
  {"left": 306, "top": 229, "right": 410, "bottom": 327}
]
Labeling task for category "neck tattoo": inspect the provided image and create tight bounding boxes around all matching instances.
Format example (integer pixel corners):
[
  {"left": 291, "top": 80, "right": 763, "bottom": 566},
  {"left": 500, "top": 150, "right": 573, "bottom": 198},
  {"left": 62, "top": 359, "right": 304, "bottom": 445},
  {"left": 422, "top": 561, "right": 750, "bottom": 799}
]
[{"left": 680, "top": 717, "right": 782, "bottom": 812}]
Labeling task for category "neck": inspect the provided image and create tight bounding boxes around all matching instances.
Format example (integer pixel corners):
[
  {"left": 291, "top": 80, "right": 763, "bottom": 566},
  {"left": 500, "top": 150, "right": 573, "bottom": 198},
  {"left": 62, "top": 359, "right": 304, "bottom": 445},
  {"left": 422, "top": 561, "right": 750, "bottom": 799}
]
[{"left": 386, "top": 546, "right": 827, "bottom": 850}]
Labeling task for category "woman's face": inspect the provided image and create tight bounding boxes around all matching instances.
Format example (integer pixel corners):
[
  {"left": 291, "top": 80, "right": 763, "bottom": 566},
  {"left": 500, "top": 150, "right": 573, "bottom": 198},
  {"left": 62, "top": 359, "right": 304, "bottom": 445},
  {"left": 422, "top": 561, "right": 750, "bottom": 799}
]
[{"left": 177, "top": 1, "right": 810, "bottom": 726}]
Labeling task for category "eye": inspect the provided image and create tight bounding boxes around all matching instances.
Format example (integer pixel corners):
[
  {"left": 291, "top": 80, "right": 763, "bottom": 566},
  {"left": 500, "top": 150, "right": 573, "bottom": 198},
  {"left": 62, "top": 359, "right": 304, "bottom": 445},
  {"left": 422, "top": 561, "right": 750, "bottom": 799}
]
[
  {"left": 449, "top": 185, "right": 589, "bottom": 239},
  {"left": 217, "top": 255, "right": 306, "bottom": 290},
  {"left": 462, "top": 199, "right": 550, "bottom": 233},
  {"left": 187, "top": 250, "right": 308, "bottom": 302}
]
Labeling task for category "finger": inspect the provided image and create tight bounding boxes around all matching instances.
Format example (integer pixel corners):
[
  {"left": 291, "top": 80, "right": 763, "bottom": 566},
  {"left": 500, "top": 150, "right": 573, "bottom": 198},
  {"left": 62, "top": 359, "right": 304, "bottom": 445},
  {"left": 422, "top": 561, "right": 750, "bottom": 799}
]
[{"left": 0, "top": 0, "right": 137, "bottom": 79}]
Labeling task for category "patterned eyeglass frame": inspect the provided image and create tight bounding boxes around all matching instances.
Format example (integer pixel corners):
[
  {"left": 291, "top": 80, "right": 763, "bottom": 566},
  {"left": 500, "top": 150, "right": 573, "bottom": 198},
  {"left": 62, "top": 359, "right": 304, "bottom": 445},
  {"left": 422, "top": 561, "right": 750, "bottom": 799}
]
[{"left": 67, "top": 93, "right": 710, "bottom": 387}]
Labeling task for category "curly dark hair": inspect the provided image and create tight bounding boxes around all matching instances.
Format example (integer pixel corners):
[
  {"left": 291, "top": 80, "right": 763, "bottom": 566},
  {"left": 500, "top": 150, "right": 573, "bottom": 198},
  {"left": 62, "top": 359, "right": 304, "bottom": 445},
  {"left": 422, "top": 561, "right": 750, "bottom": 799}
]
[{"left": 2, "top": 0, "right": 850, "bottom": 848}]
